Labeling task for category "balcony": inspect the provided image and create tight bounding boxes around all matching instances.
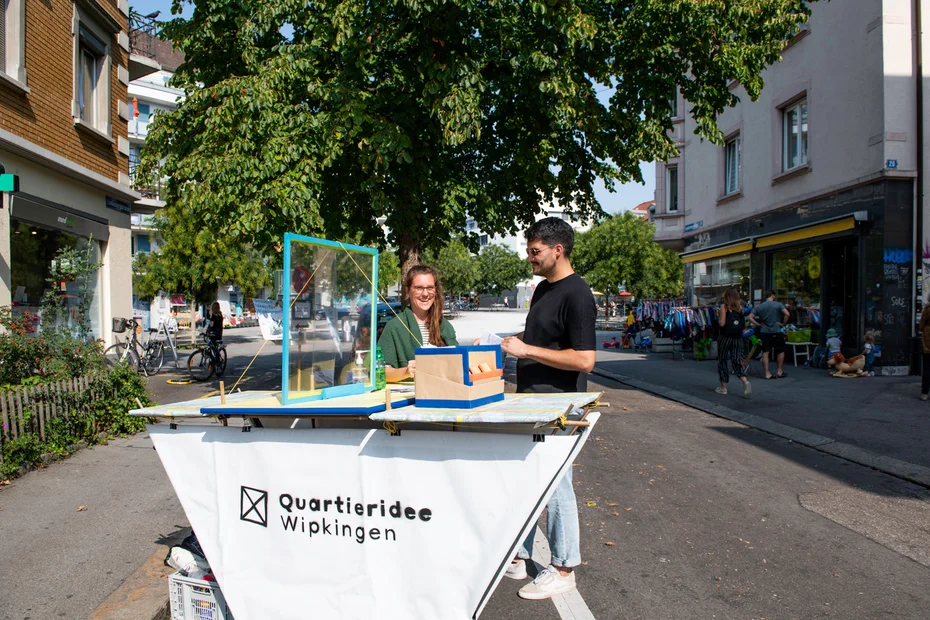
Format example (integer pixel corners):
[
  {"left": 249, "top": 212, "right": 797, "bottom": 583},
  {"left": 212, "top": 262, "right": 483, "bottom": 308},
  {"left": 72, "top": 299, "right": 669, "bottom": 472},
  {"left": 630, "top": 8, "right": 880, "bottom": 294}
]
[
  {"left": 129, "top": 155, "right": 166, "bottom": 208},
  {"left": 128, "top": 10, "right": 162, "bottom": 81},
  {"left": 128, "top": 116, "right": 152, "bottom": 139}
]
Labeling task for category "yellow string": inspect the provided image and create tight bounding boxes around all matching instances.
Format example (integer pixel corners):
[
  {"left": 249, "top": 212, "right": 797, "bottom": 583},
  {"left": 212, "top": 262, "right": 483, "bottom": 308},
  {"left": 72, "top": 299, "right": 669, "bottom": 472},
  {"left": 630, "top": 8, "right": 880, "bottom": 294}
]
[
  {"left": 227, "top": 249, "right": 333, "bottom": 398},
  {"left": 336, "top": 242, "right": 420, "bottom": 345}
]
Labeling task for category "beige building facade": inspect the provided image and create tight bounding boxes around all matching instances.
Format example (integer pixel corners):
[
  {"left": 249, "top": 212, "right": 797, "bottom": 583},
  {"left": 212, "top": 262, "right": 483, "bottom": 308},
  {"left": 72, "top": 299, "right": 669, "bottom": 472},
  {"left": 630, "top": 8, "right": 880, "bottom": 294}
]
[
  {"left": 655, "top": 0, "right": 928, "bottom": 373},
  {"left": 0, "top": 0, "right": 145, "bottom": 344}
]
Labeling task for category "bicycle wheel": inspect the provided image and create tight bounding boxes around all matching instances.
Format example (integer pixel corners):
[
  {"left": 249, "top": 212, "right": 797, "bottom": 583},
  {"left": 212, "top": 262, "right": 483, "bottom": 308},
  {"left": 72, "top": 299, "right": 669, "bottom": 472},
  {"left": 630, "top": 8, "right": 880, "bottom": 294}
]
[
  {"left": 143, "top": 342, "right": 165, "bottom": 376},
  {"left": 214, "top": 347, "right": 228, "bottom": 378},
  {"left": 188, "top": 348, "right": 215, "bottom": 382},
  {"left": 104, "top": 343, "right": 127, "bottom": 367}
]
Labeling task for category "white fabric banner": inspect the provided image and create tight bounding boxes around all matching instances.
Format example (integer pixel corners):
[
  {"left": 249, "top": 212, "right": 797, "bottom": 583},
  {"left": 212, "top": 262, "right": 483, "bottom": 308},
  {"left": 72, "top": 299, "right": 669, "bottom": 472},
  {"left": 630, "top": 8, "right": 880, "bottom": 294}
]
[{"left": 150, "top": 417, "right": 599, "bottom": 619}]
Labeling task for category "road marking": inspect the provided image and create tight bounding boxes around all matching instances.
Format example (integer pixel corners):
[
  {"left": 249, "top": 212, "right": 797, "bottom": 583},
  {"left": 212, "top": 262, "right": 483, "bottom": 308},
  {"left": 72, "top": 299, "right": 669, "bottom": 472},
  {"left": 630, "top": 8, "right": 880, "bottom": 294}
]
[{"left": 532, "top": 531, "right": 597, "bottom": 619}]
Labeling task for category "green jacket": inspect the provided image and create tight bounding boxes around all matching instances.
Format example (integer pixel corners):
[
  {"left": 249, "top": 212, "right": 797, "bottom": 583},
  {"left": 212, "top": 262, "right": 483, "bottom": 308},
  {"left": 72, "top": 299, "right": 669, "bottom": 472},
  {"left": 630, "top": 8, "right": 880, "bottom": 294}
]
[{"left": 379, "top": 307, "right": 458, "bottom": 369}]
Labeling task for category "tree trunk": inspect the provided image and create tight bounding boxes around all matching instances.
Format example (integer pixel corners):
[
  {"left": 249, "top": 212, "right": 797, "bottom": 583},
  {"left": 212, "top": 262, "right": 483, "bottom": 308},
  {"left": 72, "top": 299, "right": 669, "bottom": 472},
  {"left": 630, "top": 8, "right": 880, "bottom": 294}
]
[
  {"left": 397, "top": 234, "right": 421, "bottom": 303},
  {"left": 190, "top": 305, "right": 198, "bottom": 346}
]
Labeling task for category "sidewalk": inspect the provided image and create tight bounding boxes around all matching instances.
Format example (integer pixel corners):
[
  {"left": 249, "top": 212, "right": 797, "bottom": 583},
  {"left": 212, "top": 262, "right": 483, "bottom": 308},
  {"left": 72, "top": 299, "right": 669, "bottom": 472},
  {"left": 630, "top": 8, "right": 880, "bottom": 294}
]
[{"left": 592, "top": 344, "right": 930, "bottom": 485}]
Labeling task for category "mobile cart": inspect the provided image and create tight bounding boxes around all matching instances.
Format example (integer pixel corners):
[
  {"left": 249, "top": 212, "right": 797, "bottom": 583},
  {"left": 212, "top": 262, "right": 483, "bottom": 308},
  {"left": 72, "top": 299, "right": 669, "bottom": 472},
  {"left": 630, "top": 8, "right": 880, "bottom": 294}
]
[{"left": 131, "top": 234, "right": 605, "bottom": 620}]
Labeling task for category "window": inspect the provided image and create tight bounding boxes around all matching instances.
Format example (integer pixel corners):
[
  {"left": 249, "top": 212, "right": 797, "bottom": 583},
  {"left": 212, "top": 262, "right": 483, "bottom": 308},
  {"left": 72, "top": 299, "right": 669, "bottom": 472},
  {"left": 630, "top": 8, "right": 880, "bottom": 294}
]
[
  {"left": 669, "top": 88, "right": 678, "bottom": 118},
  {"left": 0, "top": 0, "right": 27, "bottom": 87},
  {"left": 78, "top": 26, "right": 106, "bottom": 127},
  {"left": 666, "top": 166, "right": 679, "bottom": 213},
  {"left": 72, "top": 9, "right": 114, "bottom": 137},
  {"left": 724, "top": 135, "right": 740, "bottom": 195},
  {"left": 782, "top": 99, "right": 808, "bottom": 171},
  {"left": 478, "top": 234, "right": 488, "bottom": 247},
  {"left": 689, "top": 253, "right": 750, "bottom": 306}
]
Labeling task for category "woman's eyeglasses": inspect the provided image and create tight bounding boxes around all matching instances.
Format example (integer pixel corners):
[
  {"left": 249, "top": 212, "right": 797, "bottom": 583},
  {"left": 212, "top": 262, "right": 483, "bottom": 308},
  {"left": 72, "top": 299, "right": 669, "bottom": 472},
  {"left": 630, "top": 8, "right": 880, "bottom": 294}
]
[
  {"left": 526, "top": 245, "right": 553, "bottom": 257},
  {"left": 412, "top": 286, "right": 436, "bottom": 295}
]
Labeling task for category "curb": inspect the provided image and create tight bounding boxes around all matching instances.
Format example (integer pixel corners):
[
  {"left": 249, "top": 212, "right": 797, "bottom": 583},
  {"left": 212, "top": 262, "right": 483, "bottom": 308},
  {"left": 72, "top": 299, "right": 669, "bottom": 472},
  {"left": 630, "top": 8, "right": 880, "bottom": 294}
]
[{"left": 591, "top": 367, "right": 930, "bottom": 490}]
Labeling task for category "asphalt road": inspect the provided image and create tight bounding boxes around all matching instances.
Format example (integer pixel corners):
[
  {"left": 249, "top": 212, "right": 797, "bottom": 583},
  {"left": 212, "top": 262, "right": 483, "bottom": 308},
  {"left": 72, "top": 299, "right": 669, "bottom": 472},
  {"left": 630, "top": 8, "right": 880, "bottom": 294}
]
[{"left": 1, "top": 342, "right": 928, "bottom": 619}]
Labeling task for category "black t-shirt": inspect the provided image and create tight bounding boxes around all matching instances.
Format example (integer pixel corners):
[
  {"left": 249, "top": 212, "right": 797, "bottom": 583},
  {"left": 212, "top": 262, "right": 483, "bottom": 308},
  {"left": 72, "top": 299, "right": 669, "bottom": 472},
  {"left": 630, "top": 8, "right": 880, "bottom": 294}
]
[
  {"left": 516, "top": 273, "right": 597, "bottom": 393},
  {"left": 207, "top": 314, "right": 223, "bottom": 341}
]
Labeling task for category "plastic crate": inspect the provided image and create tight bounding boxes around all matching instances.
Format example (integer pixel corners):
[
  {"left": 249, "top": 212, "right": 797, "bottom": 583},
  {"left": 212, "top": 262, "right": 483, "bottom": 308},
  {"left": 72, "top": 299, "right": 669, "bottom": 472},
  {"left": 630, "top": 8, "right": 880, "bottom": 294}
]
[{"left": 169, "top": 572, "right": 235, "bottom": 620}]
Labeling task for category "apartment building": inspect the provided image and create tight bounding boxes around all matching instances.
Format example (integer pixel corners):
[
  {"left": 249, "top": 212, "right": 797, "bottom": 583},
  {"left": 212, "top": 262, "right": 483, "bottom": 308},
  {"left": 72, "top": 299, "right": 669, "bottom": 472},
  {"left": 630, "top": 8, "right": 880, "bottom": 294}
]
[
  {"left": 127, "top": 26, "right": 183, "bottom": 257},
  {"left": 654, "top": 0, "right": 926, "bottom": 374},
  {"left": 0, "top": 0, "right": 155, "bottom": 343}
]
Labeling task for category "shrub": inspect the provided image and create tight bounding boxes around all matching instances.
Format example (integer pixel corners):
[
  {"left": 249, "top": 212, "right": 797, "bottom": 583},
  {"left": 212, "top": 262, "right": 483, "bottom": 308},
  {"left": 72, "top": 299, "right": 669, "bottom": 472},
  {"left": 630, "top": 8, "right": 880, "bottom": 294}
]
[{"left": 0, "top": 365, "right": 154, "bottom": 480}]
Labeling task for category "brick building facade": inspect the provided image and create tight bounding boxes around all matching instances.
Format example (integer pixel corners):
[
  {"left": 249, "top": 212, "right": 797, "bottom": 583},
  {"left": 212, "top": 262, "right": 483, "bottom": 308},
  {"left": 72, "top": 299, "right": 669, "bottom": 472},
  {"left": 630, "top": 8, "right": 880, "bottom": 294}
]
[{"left": 0, "top": 0, "right": 144, "bottom": 344}]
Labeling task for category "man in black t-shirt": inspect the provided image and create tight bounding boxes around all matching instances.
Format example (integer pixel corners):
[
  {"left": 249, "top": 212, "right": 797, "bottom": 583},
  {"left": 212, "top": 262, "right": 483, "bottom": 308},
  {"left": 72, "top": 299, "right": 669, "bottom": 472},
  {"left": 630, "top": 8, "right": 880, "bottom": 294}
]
[{"left": 500, "top": 217, "right": 596, "bottom": 600}]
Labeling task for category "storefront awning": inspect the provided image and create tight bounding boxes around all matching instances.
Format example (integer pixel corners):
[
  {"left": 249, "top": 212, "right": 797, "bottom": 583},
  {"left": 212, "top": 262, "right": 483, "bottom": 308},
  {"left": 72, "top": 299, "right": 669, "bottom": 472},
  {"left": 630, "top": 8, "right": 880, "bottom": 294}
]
[
  {"left": 755, "top": 217, "right": 856, "bottom": 249},
  {"left": 680, "top": 241, "right": 753, "bottom": 264}
]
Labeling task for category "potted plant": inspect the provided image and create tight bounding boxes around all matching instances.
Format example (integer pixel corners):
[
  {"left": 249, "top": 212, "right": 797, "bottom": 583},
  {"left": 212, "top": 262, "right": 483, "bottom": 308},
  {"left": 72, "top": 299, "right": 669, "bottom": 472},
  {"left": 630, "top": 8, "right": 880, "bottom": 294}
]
[{"left": 694, "top": 337, "right": 716, "bottom": 361}]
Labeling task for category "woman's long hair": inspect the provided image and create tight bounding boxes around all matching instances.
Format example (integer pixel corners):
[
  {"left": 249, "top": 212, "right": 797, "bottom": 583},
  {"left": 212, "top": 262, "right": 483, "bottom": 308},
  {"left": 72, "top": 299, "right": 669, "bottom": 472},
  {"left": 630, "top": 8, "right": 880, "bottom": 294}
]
[
  {"left": 403, "top": 264, "right": 446, "bottom": 346},
  {"left": 722, "top": 288, "right": 742, "bottom": 313}
]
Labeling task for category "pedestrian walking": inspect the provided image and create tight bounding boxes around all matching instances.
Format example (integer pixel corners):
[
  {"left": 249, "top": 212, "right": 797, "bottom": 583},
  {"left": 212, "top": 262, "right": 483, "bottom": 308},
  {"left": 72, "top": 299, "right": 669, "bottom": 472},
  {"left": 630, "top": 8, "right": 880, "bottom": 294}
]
[
  {"left": 749, "top": 291, "right": 790, "bottom": 380},
  {"left": 920, "top": 302, "right": 930, "bottom": 400},
  {"left": 498, "top": 217, "right": 596, "bottom": 600},
  {"left": 715, "top": 288, "right": 751, "bottom": 398}
]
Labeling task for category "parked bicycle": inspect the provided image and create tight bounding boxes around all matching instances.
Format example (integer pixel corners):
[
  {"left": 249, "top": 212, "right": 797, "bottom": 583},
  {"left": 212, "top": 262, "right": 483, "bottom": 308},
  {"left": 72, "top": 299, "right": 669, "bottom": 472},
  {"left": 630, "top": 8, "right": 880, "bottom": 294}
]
[
  {"left": 187, "top": 332, "right": 227, "bottom": 382},
  {"left": 104, "top": 317, "right": 166, "bottom": 376}
]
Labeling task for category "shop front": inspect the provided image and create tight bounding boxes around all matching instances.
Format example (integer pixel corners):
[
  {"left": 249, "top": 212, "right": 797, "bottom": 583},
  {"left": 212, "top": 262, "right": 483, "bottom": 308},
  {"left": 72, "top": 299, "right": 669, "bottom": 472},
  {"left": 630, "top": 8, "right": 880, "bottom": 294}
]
[
  {"left": 9, "top": 197, "right": 109, "bottom": 338},
  {"left": 680, "top": 179, "right": 915, "bottom": 373}
]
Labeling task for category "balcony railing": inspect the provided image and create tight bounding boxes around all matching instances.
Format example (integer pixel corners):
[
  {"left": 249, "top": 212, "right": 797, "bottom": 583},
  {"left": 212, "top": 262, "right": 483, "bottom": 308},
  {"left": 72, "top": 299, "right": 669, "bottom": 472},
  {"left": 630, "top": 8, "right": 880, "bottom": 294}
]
[
  {"left": 129, "top": 10, "right": 159, "bottom": 60},
  {"left": 129, "top": 155, "right": 165, "bottom": 202}
]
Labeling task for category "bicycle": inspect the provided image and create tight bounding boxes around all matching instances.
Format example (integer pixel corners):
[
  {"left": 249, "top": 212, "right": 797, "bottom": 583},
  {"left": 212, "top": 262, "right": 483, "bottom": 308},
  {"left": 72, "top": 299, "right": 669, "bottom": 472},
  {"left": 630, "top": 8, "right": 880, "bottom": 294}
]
[
  {"left": 187, "top": 332, "right": 228, "bottom": 382},
  {"left": 104, "top": 317, "right": 166, "bottom": 377}
]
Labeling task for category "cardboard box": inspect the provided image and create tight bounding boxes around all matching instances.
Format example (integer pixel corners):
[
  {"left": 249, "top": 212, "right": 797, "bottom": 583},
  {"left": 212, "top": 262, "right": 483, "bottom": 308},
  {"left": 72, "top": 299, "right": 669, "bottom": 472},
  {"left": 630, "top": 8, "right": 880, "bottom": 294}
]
[{"left": 414, "top": 345, "right": 505, "bottom": 408}]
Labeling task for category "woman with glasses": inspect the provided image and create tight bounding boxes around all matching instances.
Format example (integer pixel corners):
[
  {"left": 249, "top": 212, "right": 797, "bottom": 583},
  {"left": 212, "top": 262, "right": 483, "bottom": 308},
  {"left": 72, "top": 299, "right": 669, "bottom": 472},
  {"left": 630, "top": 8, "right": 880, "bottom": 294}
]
[{"left": 380, "top": 264, "right": 458, "bottom": 382}]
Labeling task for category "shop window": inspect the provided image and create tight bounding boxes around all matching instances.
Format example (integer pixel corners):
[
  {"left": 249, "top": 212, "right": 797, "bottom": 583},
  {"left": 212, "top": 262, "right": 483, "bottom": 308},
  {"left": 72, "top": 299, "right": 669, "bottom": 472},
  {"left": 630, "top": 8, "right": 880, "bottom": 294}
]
[
  {"left": 782, "top": 99, "right": 808, "bottom": 171},
  {"left": 666, "top": 165, "right": 679, "bottom": 213},
  {"left": 690, "top": 253, "right": 750, "bottom": 307},
  {"left": 724, "top": 135, "right": 740, "bottom": 195},
  {"left": 0, "top": 0, "right": 26, "bottom": 87},
  {"left": 771, "top": 244, "right": 822, "bottom": 333},
  {"left": 10, "top": 220, "right": 103, "bottom": 339}
]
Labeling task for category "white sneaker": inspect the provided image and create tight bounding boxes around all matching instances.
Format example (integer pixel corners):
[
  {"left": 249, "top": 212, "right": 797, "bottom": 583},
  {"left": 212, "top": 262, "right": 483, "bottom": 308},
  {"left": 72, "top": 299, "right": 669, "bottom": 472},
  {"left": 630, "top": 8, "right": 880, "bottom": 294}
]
[
  {"left": 743, "top": 381, "right": 752, "bottom": 398},
  {"left": 504, "top": 560, "right": 527, "bottom": 580},
  {"left": 921, "top": 394, "right": 928, "bottom": 401},
  {"left": 714, "top": 387, "right": 727, "bottom": 395},
  {"left": 518, "top": 565, "right": 577, "bottom": 600}
]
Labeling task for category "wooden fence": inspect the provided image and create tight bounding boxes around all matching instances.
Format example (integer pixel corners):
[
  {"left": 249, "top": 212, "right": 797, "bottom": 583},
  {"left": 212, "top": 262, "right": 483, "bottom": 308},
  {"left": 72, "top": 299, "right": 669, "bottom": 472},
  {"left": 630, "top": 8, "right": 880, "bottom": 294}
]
[{"left": 0, "top": 376, "right": 96, "bottom": 465}]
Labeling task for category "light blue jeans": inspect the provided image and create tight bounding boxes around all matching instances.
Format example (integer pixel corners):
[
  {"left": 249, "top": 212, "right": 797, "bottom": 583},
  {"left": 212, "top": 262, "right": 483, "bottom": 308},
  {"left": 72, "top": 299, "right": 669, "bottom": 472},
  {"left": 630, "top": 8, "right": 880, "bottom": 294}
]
[{"left": 517, "top": 466, "right": 581, "bottom": 568}]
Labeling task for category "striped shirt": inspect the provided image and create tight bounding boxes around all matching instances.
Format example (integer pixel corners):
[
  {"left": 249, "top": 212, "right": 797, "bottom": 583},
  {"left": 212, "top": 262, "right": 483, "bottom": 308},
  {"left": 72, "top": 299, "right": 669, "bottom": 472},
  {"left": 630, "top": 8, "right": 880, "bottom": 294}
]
[{"left": 417, "top": 321, "right": 430, "bottom": 346}]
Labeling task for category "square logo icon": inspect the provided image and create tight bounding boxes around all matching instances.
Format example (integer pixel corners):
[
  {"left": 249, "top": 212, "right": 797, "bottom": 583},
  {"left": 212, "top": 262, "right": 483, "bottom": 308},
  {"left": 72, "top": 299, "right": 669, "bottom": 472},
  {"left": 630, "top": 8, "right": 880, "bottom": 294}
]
[{"left": 240, "top": 486, "right": 268, "bottom": 527}]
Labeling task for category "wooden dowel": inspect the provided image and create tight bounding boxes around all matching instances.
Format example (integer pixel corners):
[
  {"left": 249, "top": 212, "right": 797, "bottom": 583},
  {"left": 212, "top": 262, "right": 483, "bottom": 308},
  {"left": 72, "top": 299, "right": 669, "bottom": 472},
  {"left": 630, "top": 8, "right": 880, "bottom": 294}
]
[
  {"left": 135, "top": 397, "right": 145, "bottom": 410},
  {"left": 385, "top": 386, "right": 392, "bottom": 410},
  {"left": 220, "top": 381, "right": 226, "bottom": 405},
  {"left": 561, "top": 420, "right": 590, "bottom": 427}
]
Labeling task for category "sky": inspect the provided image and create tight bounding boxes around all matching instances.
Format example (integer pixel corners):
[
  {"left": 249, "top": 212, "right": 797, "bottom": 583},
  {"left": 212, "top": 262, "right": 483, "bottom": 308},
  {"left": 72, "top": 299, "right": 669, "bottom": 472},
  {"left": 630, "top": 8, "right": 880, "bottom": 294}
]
[{"left": 129, "top": 1, "right": 657, "bottom": 215}]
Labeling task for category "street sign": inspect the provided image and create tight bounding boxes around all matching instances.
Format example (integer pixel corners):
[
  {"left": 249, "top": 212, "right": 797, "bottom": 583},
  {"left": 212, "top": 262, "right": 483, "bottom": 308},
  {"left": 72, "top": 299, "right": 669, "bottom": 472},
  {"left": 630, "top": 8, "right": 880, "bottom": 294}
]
[
  {"left": 0, "top": 174, "right": 20, "bottom": 192},
  {"left": 886, "top": 159, "right": 898, "bottom": 169},
  {"left": 684, "top": 220, "right": 703, "bottom": 233}
]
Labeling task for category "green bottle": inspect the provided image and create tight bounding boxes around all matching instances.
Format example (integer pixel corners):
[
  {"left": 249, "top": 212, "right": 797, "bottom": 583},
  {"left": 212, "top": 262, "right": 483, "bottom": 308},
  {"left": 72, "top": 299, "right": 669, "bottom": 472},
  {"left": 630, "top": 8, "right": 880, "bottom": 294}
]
[{"left": 375, "top": 347, "right": 387, "bottom": 390}]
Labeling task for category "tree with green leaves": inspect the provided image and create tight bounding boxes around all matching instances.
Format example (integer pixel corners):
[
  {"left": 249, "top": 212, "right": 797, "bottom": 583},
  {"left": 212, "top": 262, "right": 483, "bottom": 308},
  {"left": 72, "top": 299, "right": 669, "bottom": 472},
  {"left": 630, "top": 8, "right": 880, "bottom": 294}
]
[
  {"left": 573, "top": 212, "right": 683, "bottom": 306},
  {"left": 144, "top": 0, "right": 813, "bottom": 273},
  {"left": 476, "top": 244, "right": 531, "bottom": 296},
  {"left": 423, "top": 237, "right": 478, "bottom": 297},
  {"left": 377, "top": 249, "right": 401, "bottom": 296},
  {"left": 133, "top": 211, "right": 271, "bottom": 342}
]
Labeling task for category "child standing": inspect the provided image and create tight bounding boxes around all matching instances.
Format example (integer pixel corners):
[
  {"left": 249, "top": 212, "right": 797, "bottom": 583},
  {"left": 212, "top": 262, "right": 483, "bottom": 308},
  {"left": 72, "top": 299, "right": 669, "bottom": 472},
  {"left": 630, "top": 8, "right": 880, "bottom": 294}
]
[{"left": 826, "top": 328, "right": 842, "bottom": 356}]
